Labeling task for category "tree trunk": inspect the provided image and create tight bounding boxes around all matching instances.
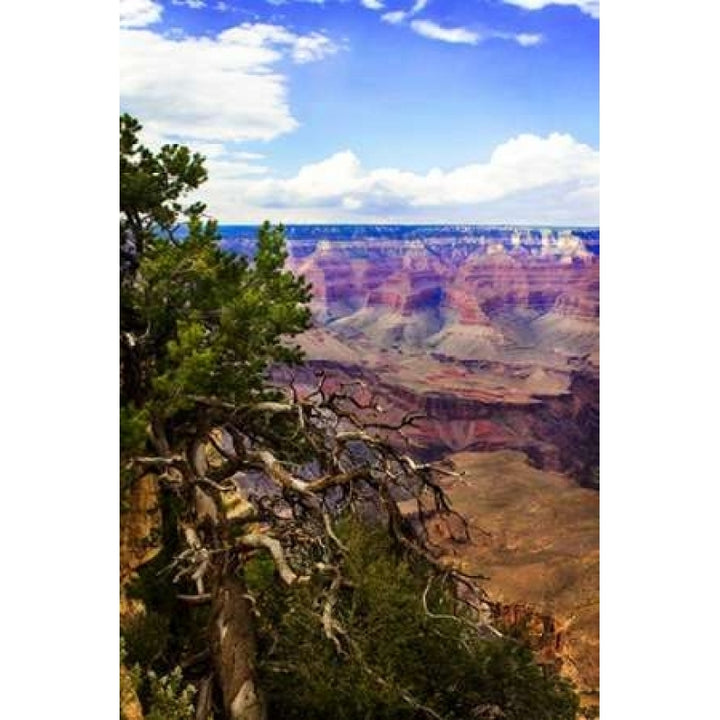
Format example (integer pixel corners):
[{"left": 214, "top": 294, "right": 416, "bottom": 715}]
[{"left": 211, "top": 569, "right": 266, "bottom": 720}]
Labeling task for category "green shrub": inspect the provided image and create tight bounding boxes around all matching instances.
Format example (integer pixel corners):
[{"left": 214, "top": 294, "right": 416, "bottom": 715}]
[
  {"left": 121, "top": 610, "right": 171, "bottom": 668},
  {"left": 145, "top": 667, "right": 196, "bottom": 720},
  {"left": 252, "top": 519, "right": 580, "bottom": 720}
]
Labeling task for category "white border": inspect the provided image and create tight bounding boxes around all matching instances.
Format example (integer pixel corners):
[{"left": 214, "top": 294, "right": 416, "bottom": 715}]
[
  {"left": 602, "top": 0, "right": 720, "bottom": 715},
  {"left": 3, "top": 0, "right": 719, "bottom": 716},
  {"left": 1, "top": 1, "right": 117, "bottom": 715}
]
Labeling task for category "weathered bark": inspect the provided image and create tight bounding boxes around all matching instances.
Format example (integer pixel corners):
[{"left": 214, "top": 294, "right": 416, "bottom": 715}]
[
  {"left": 194, "top": 675, "right": 214, "bottom": 720},
  {"left": 211, "top": 570, "right": 266, "bottom": 720}
]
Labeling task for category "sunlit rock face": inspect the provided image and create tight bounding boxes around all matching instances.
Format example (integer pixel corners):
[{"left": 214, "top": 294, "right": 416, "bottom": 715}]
[
  {"left": 120, "top": 472, "right": 162, "bottom": 620},
  {"left": 286, "top": 230, "right": 598, "bottom": 360}
]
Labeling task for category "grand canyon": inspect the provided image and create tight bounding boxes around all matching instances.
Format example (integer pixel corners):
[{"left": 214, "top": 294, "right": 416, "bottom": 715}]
[{"left": 222, "top": 224, "right": 600, "bottom": 707}]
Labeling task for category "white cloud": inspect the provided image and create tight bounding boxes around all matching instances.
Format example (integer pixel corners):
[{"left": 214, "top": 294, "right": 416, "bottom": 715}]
[
  {"left": 380, "top": 0, "right": 428, "bottom": 23},
  {"left": 215, "top": 24, "right": 338, "bottom": 64},
  {"left": 119, "top": 0, "right": 162, "bottom": 28},
  {"left": 409, "top": 19, "right": 478, "bottom": 44},
  {"left": 290, "top": 31, "right": 340, "bottom": 63},
  {"left": 490, "top": 31, "right": 544, "bottom": 46},
  {"left": 171, "top": 0, "right": 207, "bottom": 8},
  {"left": 208, "top": 157, "right": 270, "bottom": 179},
  {"left": 500, "top": 0, "right": 599, "bottom": 19},
  {"left": 120, "top": 23, "right": 339, "bottom": 144},
  {"left": 235, "top": 151, "right": 266, "bottom": 160},
  {"left": 513, "top": 32, "right": 543, "bottom": 46},
  {"left": 383, "top": 4, "right": 543, "bottom": 48},
  {"left": 381, "top": 10, "right": 407, "bottom": 24},
  {"left": 360, "top": 0, "right": 384, "bottom": 9},
  {"left": 222, "top": 133, "right": 598, "bottom": 224},
  {"left": 408, "top": 20, "right": 543, "bottom": 47}
]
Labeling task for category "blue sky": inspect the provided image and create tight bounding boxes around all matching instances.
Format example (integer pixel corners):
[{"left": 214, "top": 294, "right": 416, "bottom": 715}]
[{"left": 120, "top": 0, "right": 599, "bottom": 224}]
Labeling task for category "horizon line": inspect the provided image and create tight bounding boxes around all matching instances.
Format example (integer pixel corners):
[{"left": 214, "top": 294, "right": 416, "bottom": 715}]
[{"left": 212, "top": 222, "right": 601, "bottom": 229}]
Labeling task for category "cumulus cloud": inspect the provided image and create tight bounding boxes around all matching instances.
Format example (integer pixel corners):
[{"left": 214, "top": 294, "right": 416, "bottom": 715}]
[
  {"left": 223, "top": 133, "right": 598, "bottom": 223},
  {"left": 500, "top": 0, "right": 599, "bottom": 19},
  {"left": 360, "top": 0, "right": 384, "bottom": 9},
  {"left": 120, "top": 22, "right": 339, "bottom": 144},
  {"left": 119, "top": 0, "right": 162, "bottom": 28}
]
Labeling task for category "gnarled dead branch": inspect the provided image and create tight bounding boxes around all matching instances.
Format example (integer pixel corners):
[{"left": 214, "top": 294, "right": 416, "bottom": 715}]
[{"left": 145, "top": 376, "right": 489, "bottom": 720}]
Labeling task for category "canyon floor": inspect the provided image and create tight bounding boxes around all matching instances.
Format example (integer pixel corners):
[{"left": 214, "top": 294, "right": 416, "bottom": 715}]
[{"left": 432, "top": 450, "right": 599, "bottom": 707}]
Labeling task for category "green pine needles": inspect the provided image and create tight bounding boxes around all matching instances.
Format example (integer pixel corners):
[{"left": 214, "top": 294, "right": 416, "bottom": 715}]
[{"left": 121, "top": 114, "right": 311, "bottom": 448}]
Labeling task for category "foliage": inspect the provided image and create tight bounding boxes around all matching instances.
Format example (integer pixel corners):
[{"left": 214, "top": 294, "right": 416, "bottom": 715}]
[
  {"left": 135, "top": 217, "right": 311, "bottom": 415},
  {"left": 121, "top": 636, "right": 197, "bottom": 720},
  {"left": 144, "top": 667, "right": 197, "bottom": 720},
  {"left": 120, "top": 113, "right": 207, "bottom": 265},
  {"left": 252, "top": 519, "right": 580, "bottom": 720},
  {"left": 120, "top": 404, "right": 149, "bottom": 455},
  {"left": 121, "top": 610, "right": 171, "bottom": 668},
  {"left": 120, "top": 115, "right": 311, "bottom": 444}
]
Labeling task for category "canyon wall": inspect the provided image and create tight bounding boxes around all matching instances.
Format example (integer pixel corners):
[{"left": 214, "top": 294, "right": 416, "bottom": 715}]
[{"left": 278, "top": 229, "right": 599, "bottom": 487}]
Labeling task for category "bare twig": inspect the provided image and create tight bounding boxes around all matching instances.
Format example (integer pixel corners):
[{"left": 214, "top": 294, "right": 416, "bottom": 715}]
[{"left": 177, "top": 593, "right": 213, "bottom": 605}]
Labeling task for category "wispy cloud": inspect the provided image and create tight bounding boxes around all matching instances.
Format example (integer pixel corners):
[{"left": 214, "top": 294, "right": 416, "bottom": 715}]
[
  {"left": 409, "top": 19, "right": 478, "bottom": 45},
  {"left": 500, "top": 0, "right": 599, "bottom": 19},
  {"left": 290, "top": 30, "right": 341, "bottom": 63},
  {"left": 498, "top": 31, "right": 543, "bottom": 46},
  {"left": 119, "top": 0, "right": 162, "bottom": 28},
  {"left": 171, "top": 0, "right": 206, "bottom": 9},
  {"left": 517, "top": 33, "right": 543, "bottom": 46},
  {"left": 409, "top": 20, "right": 543, "bottom": 47},
  {"left": 379, "top": 2, "right": 542, "bottom": 47},
  {"left": 378, "top": 0, "right": 428, "bottom": 24},
  {"left": 381, "top": 10, "right": 407, "bottom": 24},
  {"left": 360, "top": 0, "right": 384, "bottom": 9}
]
